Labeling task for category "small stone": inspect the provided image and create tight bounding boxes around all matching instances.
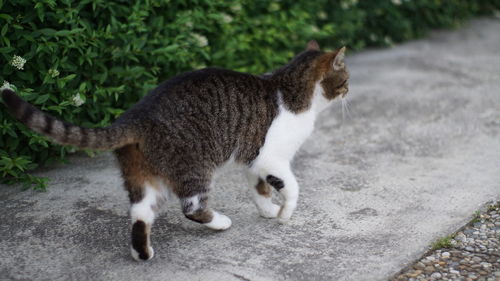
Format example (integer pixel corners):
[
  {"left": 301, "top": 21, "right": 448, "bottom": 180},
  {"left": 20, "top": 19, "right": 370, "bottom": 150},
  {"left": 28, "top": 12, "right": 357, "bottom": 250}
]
[
  {"left": 472, "top": 256, "right": 482, "bottom": 263},
  {"left": 407, "top": 270, "right": 422, "bottom": 278},
  {"left": 414, "top": 262, "right": 426, "bottom": 270},
  {"left": 449, "top": 269, "right": 460, "bottom": 275},
  {"left": 426, "top": 256, "right": 436, "bottom": 262},
  {"left": 430, "top": 272, "right": 442, "bottom": 279},
  {"left": 480, "top": 262, "right": 491, "bottom": 268},
  {"left": 424, "top": 265, "right": 435, "bottom": 273},
  {"left": 466, "top": 246, "right": 474, "bottom": 251},
  {"left": 442, "top": 252, "right": 451, "bottom": 258},
  {"left": 455, "top": 233, "right": 467, "bottom": 242}
]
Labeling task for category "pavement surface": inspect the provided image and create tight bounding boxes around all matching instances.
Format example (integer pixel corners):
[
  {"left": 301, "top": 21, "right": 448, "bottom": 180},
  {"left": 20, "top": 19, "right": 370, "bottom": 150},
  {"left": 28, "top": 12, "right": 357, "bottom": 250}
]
[{"left": 1, "top": 18, "right": 499, "bottom": 281}]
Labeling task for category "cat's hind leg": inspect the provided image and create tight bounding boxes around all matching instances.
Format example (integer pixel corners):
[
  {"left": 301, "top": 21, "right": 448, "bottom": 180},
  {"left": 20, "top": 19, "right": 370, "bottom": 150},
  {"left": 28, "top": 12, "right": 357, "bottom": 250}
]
[
  {"left": 116, "top": 145, "right": 160, "bottom": 261},
  {"left": 246, "top": 172, "right": 280, "bottom": 218},
  {"left": 174, "top": 177, "right": 231, "bottom": 230},
  {"left": 129, "top": 182, "right": 161, "bottom": 261}
]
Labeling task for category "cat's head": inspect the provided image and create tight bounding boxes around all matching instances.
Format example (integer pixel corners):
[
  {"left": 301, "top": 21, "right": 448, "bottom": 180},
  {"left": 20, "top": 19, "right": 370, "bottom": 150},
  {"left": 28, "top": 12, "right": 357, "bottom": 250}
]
[
  {"left": 270, "top": 41, "right": 349, "bottom": 113},
  {"left": 306, "top": 40, "right": 349, "bottom": 101}
]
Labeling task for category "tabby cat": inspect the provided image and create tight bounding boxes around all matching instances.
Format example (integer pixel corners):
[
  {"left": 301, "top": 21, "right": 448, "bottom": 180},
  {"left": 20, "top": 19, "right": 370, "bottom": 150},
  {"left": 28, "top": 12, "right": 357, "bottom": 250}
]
[{"left": 1, "top": 40, "right": 349, "bottom": 261}]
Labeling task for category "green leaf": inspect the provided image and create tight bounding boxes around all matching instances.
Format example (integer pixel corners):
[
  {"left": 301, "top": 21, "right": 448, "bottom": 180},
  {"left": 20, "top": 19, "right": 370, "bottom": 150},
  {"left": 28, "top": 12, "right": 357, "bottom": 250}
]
[
  {"left": 61, "top": 74, "right": 77, "bottom": 82},
  {"left": 1, "top": 24, "right": 7, "bottom": 36},
  {"left": 37, "top": 28, "right": 56, "bottom": 36},
  {"left": 0, "top": 13, "right": 13, "bottom": 22},
  {"left": 35, "top": 94, "right": 50, "bottom": 104}
]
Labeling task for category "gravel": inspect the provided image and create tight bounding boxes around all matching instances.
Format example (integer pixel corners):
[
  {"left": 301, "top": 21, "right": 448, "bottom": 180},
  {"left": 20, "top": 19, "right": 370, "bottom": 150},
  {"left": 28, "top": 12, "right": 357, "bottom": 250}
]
[{"left": 392, "top": 202, "right": 499, "bottom": 281}]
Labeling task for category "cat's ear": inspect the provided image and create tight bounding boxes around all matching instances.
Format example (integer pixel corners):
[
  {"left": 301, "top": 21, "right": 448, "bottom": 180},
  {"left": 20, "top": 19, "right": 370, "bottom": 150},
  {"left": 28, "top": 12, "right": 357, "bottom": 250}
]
[
  {"left": 306, "top": 40, "right": 320, "bottom": 51},
  {"left": 332, "top": 46, "right": 346, "bottom": 70}
]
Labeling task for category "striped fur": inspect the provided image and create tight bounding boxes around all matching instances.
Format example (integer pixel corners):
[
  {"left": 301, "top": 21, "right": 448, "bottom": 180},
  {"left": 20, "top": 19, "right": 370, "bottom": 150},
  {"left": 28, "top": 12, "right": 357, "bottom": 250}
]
[
  {"left": 1, "top": 89, "right": 137, "bottom": 150},
  {"left": 2, "top": 41, "right": 349, "bottom": 261}
]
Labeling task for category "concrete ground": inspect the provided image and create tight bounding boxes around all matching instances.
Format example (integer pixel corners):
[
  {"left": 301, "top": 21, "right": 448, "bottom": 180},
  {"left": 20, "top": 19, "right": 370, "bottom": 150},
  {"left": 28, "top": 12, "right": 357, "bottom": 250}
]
[{"left": 1, "top": 18, "right": 499, "bottom": 281}]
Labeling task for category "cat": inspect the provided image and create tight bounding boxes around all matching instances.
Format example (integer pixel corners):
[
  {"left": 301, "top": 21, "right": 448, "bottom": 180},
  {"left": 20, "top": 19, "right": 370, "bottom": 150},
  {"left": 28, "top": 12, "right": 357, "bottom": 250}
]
[{"left": 1, "top": 40, "right": 349, "bottom": 261}]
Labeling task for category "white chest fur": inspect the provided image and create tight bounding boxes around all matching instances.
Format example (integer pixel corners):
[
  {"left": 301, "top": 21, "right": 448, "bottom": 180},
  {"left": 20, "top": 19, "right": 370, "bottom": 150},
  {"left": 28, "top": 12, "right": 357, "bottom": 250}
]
[
  {"left": 251, "top": 83, "right": 329, "bottom": 173},
  {"left": 258, "top": 97, "right": 315, "bottom": 164}
]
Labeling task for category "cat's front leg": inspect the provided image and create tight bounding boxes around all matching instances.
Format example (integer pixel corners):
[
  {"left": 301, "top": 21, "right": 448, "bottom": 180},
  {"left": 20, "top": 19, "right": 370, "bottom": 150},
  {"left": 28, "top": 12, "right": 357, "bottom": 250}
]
[
  {"left": 268, "top": 170, "right": 299, "bottom": 224},
  {"left": 245, "top": 172, "right": 280, "bottom": 218},
  {"left": 252, "top": 162, "right": 299, "bottom": 223}
]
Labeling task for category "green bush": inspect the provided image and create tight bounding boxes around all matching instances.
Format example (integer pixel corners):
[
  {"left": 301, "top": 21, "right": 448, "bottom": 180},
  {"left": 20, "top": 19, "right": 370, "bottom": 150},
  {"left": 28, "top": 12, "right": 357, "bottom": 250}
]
[{"left": 1, "top": 0, "right": 498, "bottom": 189}]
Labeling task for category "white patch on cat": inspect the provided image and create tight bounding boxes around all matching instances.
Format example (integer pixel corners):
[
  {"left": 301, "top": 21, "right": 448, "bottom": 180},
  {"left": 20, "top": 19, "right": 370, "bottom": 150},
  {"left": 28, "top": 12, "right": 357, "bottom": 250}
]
[
  {"left": 204, "top": 211, "right": 232, "bottom": 230},
  {"left": 130, "top": 182, "right": 158, "bottom": 225},
  {"left": 251, "top": 82, "right": 329, "bottom": 174},
  {"left": 245, "top": 172, "right": 279, "bottom": 218},
  {"left": 252, "top": 191, "right": 280, "bottom": 218},
  {"left": 250, "top": 82, "right": 332, "bottom": 221},
  {"left": 183, "top": 195, "right": 201, "bottom": 214}
]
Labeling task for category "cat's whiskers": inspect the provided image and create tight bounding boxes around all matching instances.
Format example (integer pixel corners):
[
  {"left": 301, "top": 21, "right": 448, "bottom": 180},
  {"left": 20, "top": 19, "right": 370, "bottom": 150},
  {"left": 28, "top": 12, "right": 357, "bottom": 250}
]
[{"left": 341, "top": 96, "right": 352, "bottom": 121}]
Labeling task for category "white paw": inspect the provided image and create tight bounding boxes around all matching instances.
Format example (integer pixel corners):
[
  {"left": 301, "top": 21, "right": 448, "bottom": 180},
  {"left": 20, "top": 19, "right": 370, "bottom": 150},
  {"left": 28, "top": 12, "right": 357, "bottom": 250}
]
[
  {"left": 131, "top": 246, "right": 154, "bottom": 261},
  {"left": 277, "top": 217, "right": 290, "bottom": 225},
  {"left": 258, "top": 203, "right": 281, "bottom": 218},
  {"left": 277, "top": 205, "right": 294, "bottom": 224},
  {"left": 204, "top": 211, "right": 232, "bottom": 230}
]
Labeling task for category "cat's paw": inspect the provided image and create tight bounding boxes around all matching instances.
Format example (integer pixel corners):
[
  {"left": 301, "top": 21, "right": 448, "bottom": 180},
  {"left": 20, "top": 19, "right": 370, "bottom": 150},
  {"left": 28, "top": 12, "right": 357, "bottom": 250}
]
[
  {"left": 131, "top": 246, "right": 155, "bottom": 261},
  {"left": 277, "top": 205, "right": 294, "bottom": 224},
  {"left": 277, "top": 217, "right": 291, "bottom": 225},
  {"left": 258, "top": 203, "right": 281, "bottom": 218},
  {"left": 204, "top": 211, "right": 232, "bottom": 230}
]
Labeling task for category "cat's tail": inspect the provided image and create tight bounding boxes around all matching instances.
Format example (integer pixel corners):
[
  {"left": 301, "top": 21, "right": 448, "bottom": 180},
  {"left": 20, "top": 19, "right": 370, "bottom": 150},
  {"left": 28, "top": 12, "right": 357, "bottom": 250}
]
[{"left": 1, "top": 89, "right": 138, "bottom": 150}]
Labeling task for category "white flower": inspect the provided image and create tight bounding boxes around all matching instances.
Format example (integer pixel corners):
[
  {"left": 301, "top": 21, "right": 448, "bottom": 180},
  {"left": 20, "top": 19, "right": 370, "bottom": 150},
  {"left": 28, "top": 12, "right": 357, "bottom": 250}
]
[
  {"left": 340, "top": 0, "right": 357, "bottom": 9},
  {"left": 391, "top": 0, "right": 402, "bottom": 5},
  {"left": 185, "top": 21, "right": 193, "bottom": 28},
  {"left": 311, "top": 25, "right": 320, "bottom": 33},
  {"left": 192, "top": 33, "right": 208, "bottom": 47},
  {"left": 369, "top": 33, "right": 378, "bottom": 41},
  {"left": 231, "top": 4, "right": 242, "bottom": 12},
  {"left": 48, "top": 68, "right": 60, "bottom": 78},
  {"left": 190, "top": 62, "right": 206, "bottom": 70},
  {"left": 10, "top": 55, "right": 27, "bottom": 70},
  {"left": 72, "top": 94, "right": 84, "bottom": 107},
  {"left": 384, "top": 36, "right": 393, "bottom": 45},
  {"left": 269, "top": 3, "right": 280, "bottom": 12},
  {"left": 317, "top": 11, "right": 327, "bottom": 20},
  {"left": 221, "top": 13, "right": 233, "bottom": 24},
  {"left": 0, "top": 80, "right": 14, "bottom": 91}
]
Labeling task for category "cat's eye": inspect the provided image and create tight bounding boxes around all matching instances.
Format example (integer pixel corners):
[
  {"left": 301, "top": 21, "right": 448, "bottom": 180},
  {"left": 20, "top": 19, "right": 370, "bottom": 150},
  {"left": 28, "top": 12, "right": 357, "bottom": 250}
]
[{"left": 337, "top": 80, "right": 348, "bottom": 89}]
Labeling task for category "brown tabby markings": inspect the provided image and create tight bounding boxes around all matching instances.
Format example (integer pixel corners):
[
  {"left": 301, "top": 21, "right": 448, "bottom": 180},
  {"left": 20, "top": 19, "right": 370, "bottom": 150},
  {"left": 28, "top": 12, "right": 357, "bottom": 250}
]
[
  {"left": 2, "top": 91, "right": 136, "bottom": 150},
  {"left": 1, "top": 41, "right": 349, "bottom": 261},
  {"left": 255, "top": 179, "right": 272, "bottom": 198}
]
